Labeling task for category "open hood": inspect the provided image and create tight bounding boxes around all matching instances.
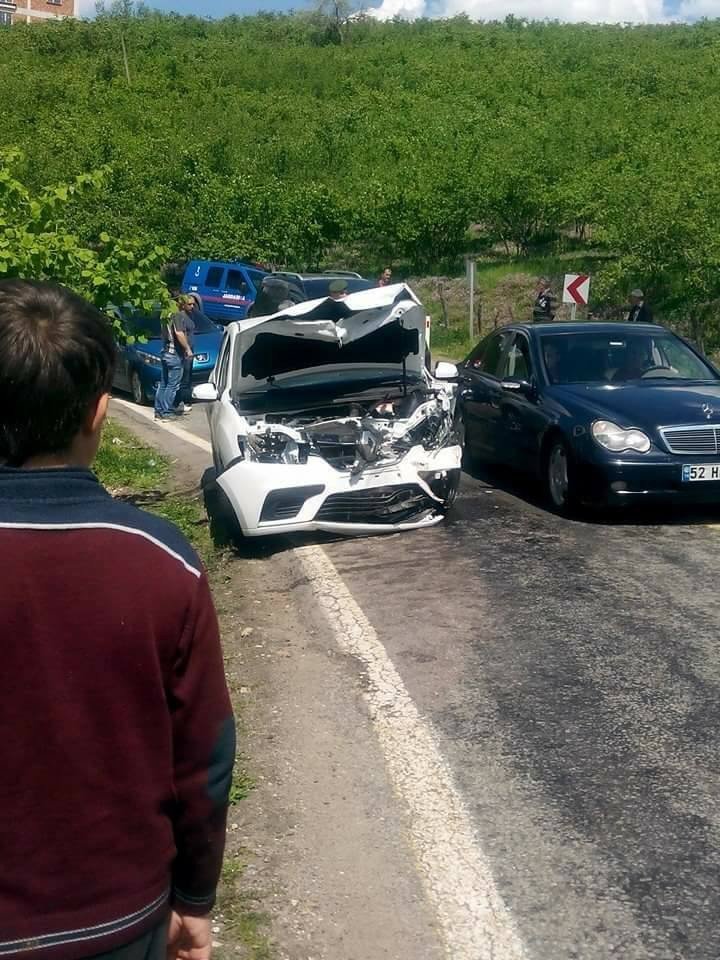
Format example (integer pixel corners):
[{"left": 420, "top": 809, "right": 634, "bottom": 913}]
[{"left": 230, "top": 284, "right": 426, "bottom": 394}]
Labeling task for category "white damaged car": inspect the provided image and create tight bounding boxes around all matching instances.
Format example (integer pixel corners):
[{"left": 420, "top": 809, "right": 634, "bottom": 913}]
[{"left": 194, "top": 283, "right": 462, "bottom": 537}]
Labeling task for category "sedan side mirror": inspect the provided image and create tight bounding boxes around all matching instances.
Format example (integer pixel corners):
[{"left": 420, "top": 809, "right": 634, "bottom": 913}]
[
  {"left": 193, "top": 382, "right": 218, "bottom": 402},
  {"left": 501, "top": 378, "right": 535, "bottom": 398},
  {"left": 434, "top": 361, "right": 459, "bottom": 380}
]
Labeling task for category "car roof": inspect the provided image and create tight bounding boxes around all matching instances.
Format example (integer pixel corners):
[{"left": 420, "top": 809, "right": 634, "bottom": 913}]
[
  {"left": 188, "top": 258, "right": 265, "bottom": 270},
  {"left": 513, "top": 321, "right": 667, "bottom": 335},
  {"left": 275, "top": 271, "right": 366, "bottom": 280}
]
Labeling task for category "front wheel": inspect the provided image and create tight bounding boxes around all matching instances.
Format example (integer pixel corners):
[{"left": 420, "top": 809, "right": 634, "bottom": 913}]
[
  {"left": 545, "top": 439, "right": 577, "bottom": 514},
  {"left": 131, "top": 370, "right": 151, "bottom": 406},
  {"left": 454, "top": 412, "right": 477, "bottom": 470}
]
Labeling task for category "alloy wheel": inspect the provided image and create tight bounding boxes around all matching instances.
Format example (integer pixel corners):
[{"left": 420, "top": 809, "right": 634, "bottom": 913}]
[{"left": 547, "top": 442, "right": 570, "bottom": 508}]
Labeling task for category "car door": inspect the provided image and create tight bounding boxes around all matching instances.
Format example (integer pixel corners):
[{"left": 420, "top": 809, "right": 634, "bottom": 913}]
[
  {"left": 459, "top": 330, "right": 514, "bottom": 461},
  {"left": 495, "top": 332, "right": 547, "bottom": 470},
  {"left": 224, "top": 267, "right": 254, "bottom": 321},
  {"left": 199, "top": 264, "right": 229, "bottom": 324}
]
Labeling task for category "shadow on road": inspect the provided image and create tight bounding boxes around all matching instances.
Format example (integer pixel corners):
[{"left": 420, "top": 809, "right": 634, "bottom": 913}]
[{"left": 461, "top": 459, "right": 720, "bottom": 529}]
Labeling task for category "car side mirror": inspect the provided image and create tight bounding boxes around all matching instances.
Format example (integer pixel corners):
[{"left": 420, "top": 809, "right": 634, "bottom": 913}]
[
  {"left": 501, "top": 378, "right": 535, "bottom": 398},
  {"left": 434, "top": 361, "right": 459, "bottom": 380},
  {"left": 193, "top": 382, "right": 218, "bottom": 402}
]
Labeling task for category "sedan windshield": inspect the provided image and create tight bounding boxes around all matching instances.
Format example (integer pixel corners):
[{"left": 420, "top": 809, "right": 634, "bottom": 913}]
[{"left": 540, "top": 332, "right": 717, "bottom": 385}]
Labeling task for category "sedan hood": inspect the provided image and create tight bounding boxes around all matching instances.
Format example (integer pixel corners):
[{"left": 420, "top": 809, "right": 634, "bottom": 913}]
[
  {"left": 230, "top": 284, "right": 425, "bottom": 394},
  {"left": 554, "top": 382, "right": 720, "bottom": 428}
]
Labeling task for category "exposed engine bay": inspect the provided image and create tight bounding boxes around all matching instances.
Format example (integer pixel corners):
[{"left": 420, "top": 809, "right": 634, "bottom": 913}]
[{"left": 237, "top": 386, "right": 456, "bottom": 473}]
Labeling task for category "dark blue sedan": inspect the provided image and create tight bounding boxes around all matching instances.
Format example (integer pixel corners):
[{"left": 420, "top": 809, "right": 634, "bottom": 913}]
[
  {"left": 443, "top": 322, "right": 720, "bottom": 512},
  {"left": 112, "top": 310, "right": 223, "bottom": 405}
]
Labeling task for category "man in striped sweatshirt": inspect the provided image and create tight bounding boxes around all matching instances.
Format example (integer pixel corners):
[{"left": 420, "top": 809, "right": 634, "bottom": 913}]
[{"left": 0, "top": 280, "right": 236, "bottom": 960}]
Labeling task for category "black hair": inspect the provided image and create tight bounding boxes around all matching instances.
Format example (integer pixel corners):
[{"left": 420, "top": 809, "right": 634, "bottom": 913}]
[{"left": 0, "top": 280, "right": 116, "bottom": 465}]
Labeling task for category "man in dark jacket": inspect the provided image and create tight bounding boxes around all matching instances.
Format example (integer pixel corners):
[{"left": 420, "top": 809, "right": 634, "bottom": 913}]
[
  {"left": 0, "top": 280, "right": 235, "bottom": 960},
  {"left": 532, "top": 278, "right": 557, "bottom": 323},
  {"left": 627, "top": 289, "right": 654, "bottom": 324},
  {"left": 247, "top": 276, "right": 292, "bottom": 317}
]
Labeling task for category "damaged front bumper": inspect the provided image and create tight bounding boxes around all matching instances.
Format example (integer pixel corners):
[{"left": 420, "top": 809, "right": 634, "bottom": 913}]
[{"left": 216, "top": 444, "right": 462, "bottom": 536}]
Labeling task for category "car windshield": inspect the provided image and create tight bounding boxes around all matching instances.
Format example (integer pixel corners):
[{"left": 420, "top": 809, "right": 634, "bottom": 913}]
[
  {"left": 126, "top": 312, "right": 219, "bottom": 339},
  {"left": 540, "top": 332, "right": 717, "bottom": 385}
]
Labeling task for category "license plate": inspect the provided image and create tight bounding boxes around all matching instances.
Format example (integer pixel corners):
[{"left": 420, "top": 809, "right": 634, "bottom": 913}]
[
  {"left": 194, "top": 353, "right": 209, "bottom": 363},
  {"left": 682, "top": 464, "right": 720, "bottom": 482}
]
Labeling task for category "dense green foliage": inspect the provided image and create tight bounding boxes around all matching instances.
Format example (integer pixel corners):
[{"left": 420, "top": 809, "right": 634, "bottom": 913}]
[
  {"left": 3, "top": 11, "right": 720, "bottom": 340},
  {"left": 0, "top": 149, "right": 173, "bottom": 328}
]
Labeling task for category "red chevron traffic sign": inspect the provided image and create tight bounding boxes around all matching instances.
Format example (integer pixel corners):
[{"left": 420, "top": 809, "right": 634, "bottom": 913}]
[{"left": 562, "top": 274, "right": 591, "bottom": 306}]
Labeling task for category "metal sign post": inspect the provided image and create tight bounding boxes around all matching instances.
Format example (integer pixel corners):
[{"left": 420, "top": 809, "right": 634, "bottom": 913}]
[{"left": 466, "top": 257, "right": 476, "bottom": 341}]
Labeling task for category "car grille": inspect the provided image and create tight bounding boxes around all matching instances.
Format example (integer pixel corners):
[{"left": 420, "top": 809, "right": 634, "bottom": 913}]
[
  {"left": 316, "top": 484, "right": 436, "bottom": 525},
  {"left": 660, "top": 425, "right": 720, "bottom": 455},
  {"left": 260, "top": 485, "right": 325, "bottom": 522}
]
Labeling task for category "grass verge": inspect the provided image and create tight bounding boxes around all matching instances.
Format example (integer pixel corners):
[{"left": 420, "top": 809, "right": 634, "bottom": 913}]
[
  {"left": 96, "top": 418, "right": 273, "bottom": 959},
  {"left": 96, "top": 420, "right": 217, "bottom": 567}
]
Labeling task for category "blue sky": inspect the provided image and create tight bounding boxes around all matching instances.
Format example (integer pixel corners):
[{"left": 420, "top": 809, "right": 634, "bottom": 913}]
[{"left": 83, "top": 0, "right": 713, "bottom": 25}]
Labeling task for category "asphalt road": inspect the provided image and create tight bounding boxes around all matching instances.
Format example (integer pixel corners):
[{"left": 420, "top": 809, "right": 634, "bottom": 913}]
[{"left": 128, "top": 399, "right": 720, "bottom": 959}]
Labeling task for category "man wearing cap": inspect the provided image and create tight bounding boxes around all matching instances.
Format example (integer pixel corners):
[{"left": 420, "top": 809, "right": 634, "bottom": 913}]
[
  {"left": 328, "top": 278, "right": 348, "bottom": 300},
  {"left": 627, "top": 289, "right": 653, "bottom": 324},
  {"left": 532, "top": 278, "right": 557, "bottom": 323}
]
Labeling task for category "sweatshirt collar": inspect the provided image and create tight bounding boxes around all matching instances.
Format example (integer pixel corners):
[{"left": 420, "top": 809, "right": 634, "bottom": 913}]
[{"left": 0, "top": 466, "right": 110, "bottom": 503}]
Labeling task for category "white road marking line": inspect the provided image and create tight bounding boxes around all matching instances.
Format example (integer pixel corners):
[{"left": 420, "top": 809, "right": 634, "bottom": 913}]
[
  {"left": 110, "top": 398, "right": 212, "bottom": 454},
  {"left": 295, "top": 544, "right": 528, "bottom": 960},
  {"left": 116, "top": 403, "right": 525, "bottom": 958}
]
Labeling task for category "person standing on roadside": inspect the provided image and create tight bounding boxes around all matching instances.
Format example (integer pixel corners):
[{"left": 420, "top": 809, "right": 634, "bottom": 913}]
[
  {"left": 378, "top": 267, "right": 392, "bottom": 286},
  {"left": 532, "top": 278, "right": 557, "bottom": 323},
  {"left": 155, "top": 296, "right": 194, "bottom": 421},
  {"left": 0, "top": 279, "right": 235, "bottom": 960},
  {"left": 247, "top": 276, "right": 292, "bottom": 318},
  {"left": 627, "top": 289, "right": 653, "bottom": 324},
  {"left": 177, "top": 294, "right": 205, "bottom": 411}
]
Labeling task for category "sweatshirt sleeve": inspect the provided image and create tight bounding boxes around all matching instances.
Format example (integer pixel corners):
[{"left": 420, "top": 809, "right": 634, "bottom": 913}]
[{"left": 169, "top": 570, "right": 236, "bottom": 915}]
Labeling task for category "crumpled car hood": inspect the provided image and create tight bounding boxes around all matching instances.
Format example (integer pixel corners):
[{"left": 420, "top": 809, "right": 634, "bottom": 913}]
[{"left": 231, "top": 283, "right": 426, "bottom": 394}]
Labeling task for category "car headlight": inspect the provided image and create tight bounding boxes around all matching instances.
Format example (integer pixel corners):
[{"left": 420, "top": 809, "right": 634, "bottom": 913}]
[
  {"left": 135, "top": 350, "right": 161, "bottom": 367},
  {"left": 591, "top": 420, "right": 651, "bottom": 454},
  {"left": 240, "top": 432, "right": 309, "bottom": 465}
]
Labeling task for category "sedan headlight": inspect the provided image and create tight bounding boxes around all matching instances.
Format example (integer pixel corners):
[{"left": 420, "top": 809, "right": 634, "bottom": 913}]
[
  {"left": 135, "top": 350, "right": 162, "bottom": 367},
  {"left": 591, "top": 420, "right": 651, "bottom": 454},
  {"left": 241, "top": 432, "right": 309, "bottom": 465}
]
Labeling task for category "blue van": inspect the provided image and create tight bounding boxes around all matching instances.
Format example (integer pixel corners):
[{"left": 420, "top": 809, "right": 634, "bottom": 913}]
[{"left": 181, "top": 260, "right": 269, "bottom": 325}]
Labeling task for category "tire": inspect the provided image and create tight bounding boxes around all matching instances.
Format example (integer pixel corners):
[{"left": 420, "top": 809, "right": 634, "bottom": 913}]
[
  {"left": 455, "top": 413, "right": 478, "bottom": 470},
  {"left": 131, "top": 370, "right": 150, "bottom": 406},
  {"left": 544, "top": 437, "right": 577, "bottom": 514},
  {"left": 203, "top": 469, "right": 244, "bottom": 547}
]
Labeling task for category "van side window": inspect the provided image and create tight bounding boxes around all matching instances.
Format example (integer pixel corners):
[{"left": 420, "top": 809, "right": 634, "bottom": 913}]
[
  {"left": 227, "top": 269, "right": 249, "bottom": 295},
  {"left": 206, "top": 266, "right": 224, "bottom": 287}
]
